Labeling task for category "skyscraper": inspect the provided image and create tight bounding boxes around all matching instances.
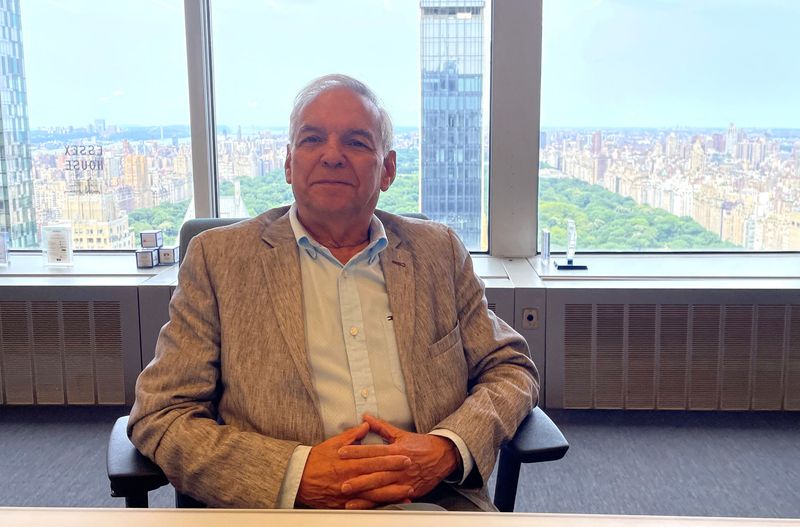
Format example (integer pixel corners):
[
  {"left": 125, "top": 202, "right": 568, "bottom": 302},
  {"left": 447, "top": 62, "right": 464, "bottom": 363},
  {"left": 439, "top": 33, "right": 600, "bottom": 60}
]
[
  {"left": 0, "top": 0, "right": 36, "bottom": 247},
  {"left": 591, "top": 130, "right": 603, "bottom": 156},
  {"left": 420, "top": 0, "right": 485, "bottom": 249},
  {"left": 725, "top": 122, "right": 737, "bottom": 157}
]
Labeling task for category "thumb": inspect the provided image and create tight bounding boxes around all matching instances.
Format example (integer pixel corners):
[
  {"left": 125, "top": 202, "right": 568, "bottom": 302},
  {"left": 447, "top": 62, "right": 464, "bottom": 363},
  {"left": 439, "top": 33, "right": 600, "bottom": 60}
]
[{"left": 363, "top": 413, "right": 401, "bottom": 441}]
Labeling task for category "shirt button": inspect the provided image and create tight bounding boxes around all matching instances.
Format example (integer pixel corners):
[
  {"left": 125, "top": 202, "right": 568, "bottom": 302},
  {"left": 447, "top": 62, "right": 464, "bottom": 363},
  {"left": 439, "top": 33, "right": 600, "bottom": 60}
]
[
  {"left": 350, "top": 326, "right": 359, "bottom": 336},
  {"left": 360, "top": 388, "right": 369, "bottom": 399}
]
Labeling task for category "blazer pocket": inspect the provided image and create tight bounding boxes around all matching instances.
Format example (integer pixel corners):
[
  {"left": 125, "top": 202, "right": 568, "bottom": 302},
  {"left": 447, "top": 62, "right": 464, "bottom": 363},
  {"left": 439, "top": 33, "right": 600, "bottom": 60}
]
[{"left": 428, "top": 323, "right": 463, "bottom": 359}]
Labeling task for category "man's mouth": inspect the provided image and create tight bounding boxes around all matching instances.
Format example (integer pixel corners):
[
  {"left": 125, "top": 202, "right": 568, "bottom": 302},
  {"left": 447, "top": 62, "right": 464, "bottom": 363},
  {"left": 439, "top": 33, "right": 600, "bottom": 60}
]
[{"left": 312, "top": 180, "right": 353, "bottom": 186}]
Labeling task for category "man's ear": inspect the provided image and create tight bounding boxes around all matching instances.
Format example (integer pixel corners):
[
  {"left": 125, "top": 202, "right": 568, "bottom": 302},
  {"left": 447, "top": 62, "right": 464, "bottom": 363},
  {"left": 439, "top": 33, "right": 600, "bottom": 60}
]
[
  {"left": 380, "top": 150, "right": 397, "bottom": 192},
  {"left": 284, "top": 144, "right": 292, "bottom": 184}
]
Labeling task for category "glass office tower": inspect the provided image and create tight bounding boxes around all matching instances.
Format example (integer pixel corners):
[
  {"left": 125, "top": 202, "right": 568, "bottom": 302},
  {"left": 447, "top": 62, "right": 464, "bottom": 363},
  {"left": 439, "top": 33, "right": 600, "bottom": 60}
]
[
  {"left": 0, "top": 0, "right": 36, "bottom": 247},
  {"left": 420, "top": 0, "right": 484, "bottom": 250}
]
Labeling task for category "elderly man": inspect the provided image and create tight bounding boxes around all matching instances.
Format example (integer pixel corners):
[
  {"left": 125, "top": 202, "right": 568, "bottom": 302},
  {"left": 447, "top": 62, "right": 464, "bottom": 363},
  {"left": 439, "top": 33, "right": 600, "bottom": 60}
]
[{"left": 128, "top": 74, "right": 538, "bottom": 511}]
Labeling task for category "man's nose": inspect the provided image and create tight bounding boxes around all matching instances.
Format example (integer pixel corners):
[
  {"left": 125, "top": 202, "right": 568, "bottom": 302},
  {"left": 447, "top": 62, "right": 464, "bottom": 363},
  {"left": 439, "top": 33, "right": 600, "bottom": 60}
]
[{"left": 320, "top": 141, "right": 346, "bottom": 168}]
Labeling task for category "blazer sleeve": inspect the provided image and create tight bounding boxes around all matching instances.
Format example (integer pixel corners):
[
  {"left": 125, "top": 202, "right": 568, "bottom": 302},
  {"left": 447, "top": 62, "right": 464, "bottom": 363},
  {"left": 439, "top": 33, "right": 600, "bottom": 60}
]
[
  {"left": 433, "top": 228, "right": 540, "bottom": 488},
  {"left": 127, "top": 235, "right": 299, "bottom": 508}
]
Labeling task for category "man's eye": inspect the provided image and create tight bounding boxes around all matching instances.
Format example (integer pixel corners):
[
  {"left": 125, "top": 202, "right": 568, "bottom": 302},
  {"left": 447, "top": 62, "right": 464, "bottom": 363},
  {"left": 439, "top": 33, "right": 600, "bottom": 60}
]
[
  {"left": 348, "top": 140, "right": 370, "bottom": 149},
  {"left": 299, "top": 136, "right": 321, "bottom": 145}
]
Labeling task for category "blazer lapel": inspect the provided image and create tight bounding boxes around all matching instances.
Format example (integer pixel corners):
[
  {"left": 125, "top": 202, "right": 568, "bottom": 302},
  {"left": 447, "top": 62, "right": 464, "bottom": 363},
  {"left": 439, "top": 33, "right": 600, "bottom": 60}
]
[
  {"left": 380, "top": 230, "right": 420, "bottom": 426},
  {"left": 258, "top": 215, "right": 319, "bottom": 408}
]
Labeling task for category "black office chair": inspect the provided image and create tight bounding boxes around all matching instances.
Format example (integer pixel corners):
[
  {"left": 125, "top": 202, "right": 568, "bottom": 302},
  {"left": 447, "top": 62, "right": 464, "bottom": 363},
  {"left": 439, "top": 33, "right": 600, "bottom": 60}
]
[{"left": 108, "top": 215, "right": 569, "bottom": 511}]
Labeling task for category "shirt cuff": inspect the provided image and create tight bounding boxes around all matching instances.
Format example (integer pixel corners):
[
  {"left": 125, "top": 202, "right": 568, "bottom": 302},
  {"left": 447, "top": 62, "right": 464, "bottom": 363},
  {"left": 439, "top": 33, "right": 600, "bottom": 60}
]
[
  {"left": 429, "top": 429, "right": 474, "bottom": 486},
  {"left": 276, "top": 445, "right": 312, "bottom": 508}
]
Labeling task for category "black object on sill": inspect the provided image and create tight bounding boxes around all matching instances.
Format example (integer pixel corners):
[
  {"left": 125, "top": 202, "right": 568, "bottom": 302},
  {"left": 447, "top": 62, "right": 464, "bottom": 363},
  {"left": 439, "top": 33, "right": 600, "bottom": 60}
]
[{"left": 554, "top": 259, "right": 588, "bottom": 270}]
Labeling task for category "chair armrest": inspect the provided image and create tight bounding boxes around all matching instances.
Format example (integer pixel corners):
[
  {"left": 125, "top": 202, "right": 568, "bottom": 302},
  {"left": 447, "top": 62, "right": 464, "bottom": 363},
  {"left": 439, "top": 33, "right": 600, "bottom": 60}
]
[
  {"left": 503, "top": 406, "right": 569, "bottom": 463},
  {"left": 493, "top": 407, "right": 568, "bottom": 512},
  {"left": 107, "top": 415, "right": 169, "bottom": 499}
]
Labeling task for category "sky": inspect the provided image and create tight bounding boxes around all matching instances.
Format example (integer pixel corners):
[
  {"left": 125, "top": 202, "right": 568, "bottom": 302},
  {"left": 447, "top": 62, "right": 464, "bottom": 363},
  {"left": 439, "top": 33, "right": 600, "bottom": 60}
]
[
  {"left": 540, "top": 0, "right": 800, "bottom": 128},
  {"left": 20, "top": 0, "right": 422, "bottom": 129},
  {"left": 18, "top": 0, "right": 800, "bottom": 130}
]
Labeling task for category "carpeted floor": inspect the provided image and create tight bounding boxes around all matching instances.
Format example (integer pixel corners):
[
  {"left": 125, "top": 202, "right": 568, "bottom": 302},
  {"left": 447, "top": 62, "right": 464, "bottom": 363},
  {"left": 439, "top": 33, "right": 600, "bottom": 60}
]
[
  {"left": 506, "top": 410, "right": 800, "bottom": 517},
  {"left": 1, "top": 405, "right": 798, "bottom": 517}
]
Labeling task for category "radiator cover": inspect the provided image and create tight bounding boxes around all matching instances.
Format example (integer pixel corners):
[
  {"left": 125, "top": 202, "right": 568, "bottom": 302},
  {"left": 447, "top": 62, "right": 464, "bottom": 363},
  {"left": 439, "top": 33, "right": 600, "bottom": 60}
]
[
  {"left": 546, "top": 288, "right": 800, "bottom": 411},
  {"left": 0, "top": 287, "right": 140, "bottom": 405}
]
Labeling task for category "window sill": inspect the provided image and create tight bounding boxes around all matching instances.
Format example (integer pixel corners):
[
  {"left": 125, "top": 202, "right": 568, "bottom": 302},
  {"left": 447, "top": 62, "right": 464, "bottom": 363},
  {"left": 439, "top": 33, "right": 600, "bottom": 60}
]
[
  {"left": 528, "top": 253, "right": 800, "bottom": 290},
  {"left": 0, "top": 253, "right": 178, "bottom": 286},
  {"left": 2, "top": 252, "right": 798, "bottom": 289}
]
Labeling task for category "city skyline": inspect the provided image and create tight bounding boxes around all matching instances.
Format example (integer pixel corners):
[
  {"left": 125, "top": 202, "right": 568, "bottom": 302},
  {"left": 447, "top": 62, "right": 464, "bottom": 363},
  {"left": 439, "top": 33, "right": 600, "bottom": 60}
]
[
  {"left": 540, "top": 125, "right": 800, "bottom": 251},
  {"left": 21, "top": 120, "right": 800, "bottom": 252}
]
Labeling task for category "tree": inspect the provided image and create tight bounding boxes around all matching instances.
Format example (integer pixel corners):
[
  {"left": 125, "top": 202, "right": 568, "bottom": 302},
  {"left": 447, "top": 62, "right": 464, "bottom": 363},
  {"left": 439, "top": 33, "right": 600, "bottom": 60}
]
[{"left": 539, "top": 177, "right": 737, "bottom": 251}]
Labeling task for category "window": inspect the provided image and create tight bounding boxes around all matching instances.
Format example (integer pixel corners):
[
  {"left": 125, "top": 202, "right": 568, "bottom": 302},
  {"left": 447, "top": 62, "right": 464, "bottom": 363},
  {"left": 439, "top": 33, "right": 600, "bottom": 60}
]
[
  {"left": 539, "top": 0, "right": 800, "bottom": 252},
  {"left": 2, "top": 0, "right": 193, "bottom": 250},
  {"left": 16, "top": 2, "right": 794, "bottom": 258},
  {"left": 210, "top": 0, "right": 491, "bottom": 251}
]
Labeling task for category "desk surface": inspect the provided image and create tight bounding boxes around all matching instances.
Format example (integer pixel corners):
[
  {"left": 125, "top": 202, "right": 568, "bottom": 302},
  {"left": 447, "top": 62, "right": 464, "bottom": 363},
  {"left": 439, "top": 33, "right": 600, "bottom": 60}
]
[{"left": 2, "top": 509, "right": 799, "bottom": 527}]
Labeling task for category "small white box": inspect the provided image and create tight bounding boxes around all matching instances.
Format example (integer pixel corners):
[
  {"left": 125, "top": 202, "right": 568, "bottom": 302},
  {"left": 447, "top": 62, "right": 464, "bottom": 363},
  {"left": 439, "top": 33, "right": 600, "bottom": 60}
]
[
  {"left": 136, "top": 248, "right": 160, "bottom": 268},
  {"left": 140, "top": 230, "right": 163, "bottom": 248},
  {"left": 158, "top": 245, "right": 179, "bottom": 265}
]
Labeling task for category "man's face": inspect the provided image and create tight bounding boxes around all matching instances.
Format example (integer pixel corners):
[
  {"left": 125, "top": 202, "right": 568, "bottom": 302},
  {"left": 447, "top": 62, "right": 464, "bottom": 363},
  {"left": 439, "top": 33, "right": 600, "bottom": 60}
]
[{"left": 285, "top": 87, "right": 396, "bottom": 226}]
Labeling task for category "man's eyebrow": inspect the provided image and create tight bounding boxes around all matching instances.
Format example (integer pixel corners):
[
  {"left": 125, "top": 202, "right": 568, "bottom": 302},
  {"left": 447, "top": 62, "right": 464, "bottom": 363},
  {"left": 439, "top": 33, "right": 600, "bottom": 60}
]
[
  {"left": 346, "top": 129, "right": 376, "bottom": 142},
  {"left": 296, "top": 125, "right": 376, "bottom": 144},
  {"left": 297, "top": 125, "right": 324, "bottom": 135}
]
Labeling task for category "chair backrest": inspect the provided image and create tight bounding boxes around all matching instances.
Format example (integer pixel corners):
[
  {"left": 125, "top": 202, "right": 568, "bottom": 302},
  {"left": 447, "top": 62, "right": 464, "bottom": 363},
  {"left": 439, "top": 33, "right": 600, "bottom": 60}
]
[
  {"left": 178, "top": 218, "right": 246, "bottom": 268},
  {"left": 178, "top": 213, "right": 429, "bottom": 267},
  {"left": 398, "top": 212, "right": 429, "bottom": 220}
]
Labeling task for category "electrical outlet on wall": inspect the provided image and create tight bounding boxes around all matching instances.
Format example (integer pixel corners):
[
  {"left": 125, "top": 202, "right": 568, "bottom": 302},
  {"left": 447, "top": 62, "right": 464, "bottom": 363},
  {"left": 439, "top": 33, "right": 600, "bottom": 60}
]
[{"left": 521, "top": 307, "right": 539, "bottom": 329}]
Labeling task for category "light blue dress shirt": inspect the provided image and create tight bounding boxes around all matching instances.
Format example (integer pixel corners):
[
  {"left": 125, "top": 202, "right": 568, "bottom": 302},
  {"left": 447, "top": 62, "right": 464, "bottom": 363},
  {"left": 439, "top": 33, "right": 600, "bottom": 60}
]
[{"left": 275, "top": 204, "right": 473, "bottom": 507}]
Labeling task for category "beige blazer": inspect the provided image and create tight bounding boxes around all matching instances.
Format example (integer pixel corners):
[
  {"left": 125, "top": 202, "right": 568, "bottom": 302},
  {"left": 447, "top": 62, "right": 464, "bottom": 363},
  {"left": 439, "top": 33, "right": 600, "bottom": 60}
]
[{"left": 129, "top": 206, "right": 538, "bottom": 508}]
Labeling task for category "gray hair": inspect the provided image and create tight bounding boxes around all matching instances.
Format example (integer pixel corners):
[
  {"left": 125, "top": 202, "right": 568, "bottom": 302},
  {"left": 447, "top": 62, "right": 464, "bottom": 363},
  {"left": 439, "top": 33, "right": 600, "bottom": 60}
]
[{"left": 288, "top": 74, "right": 393, "bottom": 155}]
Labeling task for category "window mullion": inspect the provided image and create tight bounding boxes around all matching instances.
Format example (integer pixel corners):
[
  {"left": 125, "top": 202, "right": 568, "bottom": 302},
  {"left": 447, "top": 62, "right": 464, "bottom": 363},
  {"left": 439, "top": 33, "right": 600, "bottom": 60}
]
[
  {"left": 489, "top": 0, "right": 542, "bottom": 257},
  {"left": 184, "top": 0, "right": 218, "bottom": 218}
]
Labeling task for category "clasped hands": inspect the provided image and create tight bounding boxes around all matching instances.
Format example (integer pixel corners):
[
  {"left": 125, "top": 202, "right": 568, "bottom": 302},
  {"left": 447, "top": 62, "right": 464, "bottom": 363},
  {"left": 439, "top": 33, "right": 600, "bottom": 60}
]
[{"left": 296, "top": 414, "right": 458, "bottom": 509}]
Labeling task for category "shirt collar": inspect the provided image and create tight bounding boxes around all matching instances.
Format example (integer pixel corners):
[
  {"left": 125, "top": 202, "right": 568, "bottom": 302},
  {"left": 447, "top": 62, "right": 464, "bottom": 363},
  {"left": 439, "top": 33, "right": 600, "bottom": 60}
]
[{"left": 288, "top": 203, "right": 388, "bottom": 265}]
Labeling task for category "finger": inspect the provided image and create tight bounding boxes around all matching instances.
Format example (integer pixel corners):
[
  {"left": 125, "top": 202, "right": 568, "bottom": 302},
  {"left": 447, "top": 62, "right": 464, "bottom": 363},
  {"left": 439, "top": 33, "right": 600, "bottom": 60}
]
[
  {"left": 363, "top": 414, "right": 401, "bottom": 442},
  {"left": 338, "top": 443, "right": 394, "bottom": 459},
  {"left": 344, "top": 455, "right": 411, "bottom": 475},
  {"left": 341, "top": 470, "right": 403, "bottom": 495},
  {"left": 335, "top": 422, "right": 370, "bottom": 447},
  {"left": 357, "top": 484, "right": 414, "bottom": 504},
  {"left": 345, "top": 499, "right": 377, "bottom": 510}
]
